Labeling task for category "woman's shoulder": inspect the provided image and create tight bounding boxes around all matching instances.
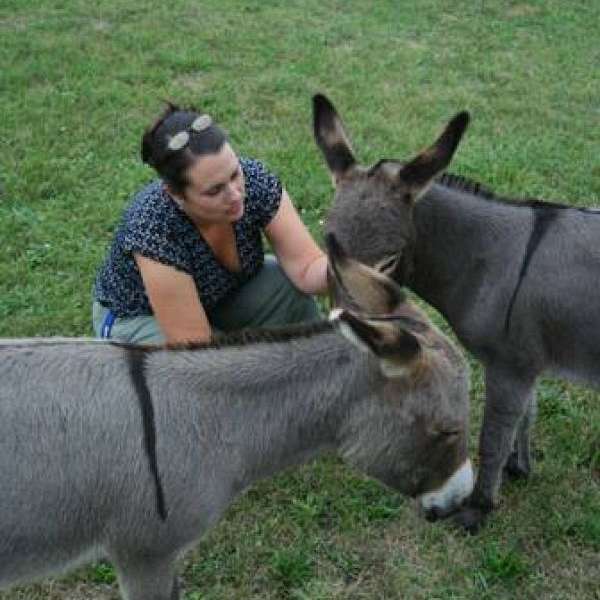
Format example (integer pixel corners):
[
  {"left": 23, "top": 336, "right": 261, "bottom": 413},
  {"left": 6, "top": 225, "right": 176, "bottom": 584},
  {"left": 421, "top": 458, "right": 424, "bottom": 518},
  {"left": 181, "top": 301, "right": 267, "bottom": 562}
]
[
  {"left": 122, "top": 180, "right": 189, "bottom": 238},
  {"left": 119, "top": 180, "right": 190, "bottom": 253},
  {"left": 125, "top": 180, "right": 172, "bottom": 222},
  {"left": 113, "top": 186, "right": 194, "bottom": 276},
  {"left": 240, "top": 157, "right": 283, "bottom": 227}
]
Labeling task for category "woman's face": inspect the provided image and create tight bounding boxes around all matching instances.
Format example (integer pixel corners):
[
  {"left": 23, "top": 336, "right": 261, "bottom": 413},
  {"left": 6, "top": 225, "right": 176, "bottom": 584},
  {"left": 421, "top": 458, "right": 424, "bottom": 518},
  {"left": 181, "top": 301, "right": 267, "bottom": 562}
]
[{"left": 173, "top": 143, "right": 245, "bottom": 225}]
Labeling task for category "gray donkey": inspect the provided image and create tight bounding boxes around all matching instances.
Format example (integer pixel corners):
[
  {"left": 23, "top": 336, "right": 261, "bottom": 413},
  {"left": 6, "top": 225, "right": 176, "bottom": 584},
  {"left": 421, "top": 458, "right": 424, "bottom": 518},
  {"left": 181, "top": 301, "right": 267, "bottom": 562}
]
[
  {"left": 314, "top": 93, "right": 600, "bottom": 532},
  {"left": 0, "top": 247, "right": 472, "bottom": 600}
]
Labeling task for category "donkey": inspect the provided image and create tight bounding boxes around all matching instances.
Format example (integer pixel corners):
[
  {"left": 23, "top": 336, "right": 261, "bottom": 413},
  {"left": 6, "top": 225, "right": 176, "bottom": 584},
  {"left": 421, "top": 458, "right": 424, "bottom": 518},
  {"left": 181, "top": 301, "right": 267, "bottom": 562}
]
[
  {"left": 0, "top": 247, "right": 472, "bottom": 600},
  {"left": 314, "top": 92, "right": 600, "bottom": 532}
]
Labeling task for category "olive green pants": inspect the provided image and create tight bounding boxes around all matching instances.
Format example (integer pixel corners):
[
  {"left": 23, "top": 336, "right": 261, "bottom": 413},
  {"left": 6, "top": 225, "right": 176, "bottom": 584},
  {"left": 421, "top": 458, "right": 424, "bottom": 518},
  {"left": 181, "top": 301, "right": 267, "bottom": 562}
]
[{"left": 92, "top": 256, "right": 321, "bottom": 344}]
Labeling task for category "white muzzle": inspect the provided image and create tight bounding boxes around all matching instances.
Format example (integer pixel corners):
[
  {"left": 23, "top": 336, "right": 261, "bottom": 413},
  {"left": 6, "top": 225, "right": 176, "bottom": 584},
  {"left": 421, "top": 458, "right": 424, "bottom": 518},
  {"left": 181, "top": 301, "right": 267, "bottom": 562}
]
[{"left": 419, "top": 459, "right": 474, "bottom": 517}]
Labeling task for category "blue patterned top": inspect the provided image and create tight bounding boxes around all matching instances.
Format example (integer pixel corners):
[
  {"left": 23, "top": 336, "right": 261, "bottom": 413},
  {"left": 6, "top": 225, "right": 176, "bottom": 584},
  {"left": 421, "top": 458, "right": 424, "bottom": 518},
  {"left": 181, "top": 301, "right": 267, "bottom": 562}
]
[{"left": 94, "top": 157, "right": 282, "bottom": 317}]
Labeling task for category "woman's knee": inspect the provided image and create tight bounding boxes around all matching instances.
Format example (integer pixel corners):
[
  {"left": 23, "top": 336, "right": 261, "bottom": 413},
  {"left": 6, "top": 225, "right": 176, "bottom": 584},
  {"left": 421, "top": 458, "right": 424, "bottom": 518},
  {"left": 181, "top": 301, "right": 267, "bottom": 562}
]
[
  {"left": 91, "top": 301, "right": 165, "bottom": 344},
  {"left": 211, "top": 256, "right": 321, "bottom": 329}
]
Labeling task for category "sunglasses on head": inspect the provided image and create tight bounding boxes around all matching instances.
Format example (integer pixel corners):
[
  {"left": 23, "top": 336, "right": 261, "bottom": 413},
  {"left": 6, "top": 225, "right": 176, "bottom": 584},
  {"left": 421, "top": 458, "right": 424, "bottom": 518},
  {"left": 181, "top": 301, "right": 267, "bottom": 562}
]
[{"left": 167, "top": 115, "right": 213, "bottom": 151}]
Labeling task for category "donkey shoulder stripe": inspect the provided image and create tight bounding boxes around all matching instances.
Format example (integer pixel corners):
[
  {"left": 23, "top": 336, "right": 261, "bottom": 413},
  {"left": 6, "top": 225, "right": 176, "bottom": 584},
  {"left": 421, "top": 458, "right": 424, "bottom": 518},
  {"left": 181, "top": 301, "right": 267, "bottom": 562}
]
[
  {"left": 504, "top": 206, "right": 562, "bottom": 333},
  {"left": 126, "top": 346, "right": 168, "bottom": 521}
]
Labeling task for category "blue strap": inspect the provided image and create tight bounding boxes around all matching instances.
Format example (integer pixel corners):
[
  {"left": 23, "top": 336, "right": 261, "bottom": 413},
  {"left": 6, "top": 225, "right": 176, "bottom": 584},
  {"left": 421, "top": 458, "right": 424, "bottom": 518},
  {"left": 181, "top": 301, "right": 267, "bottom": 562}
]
[{"left": 100, "top": 310, "right": 116, "bottom": 339}]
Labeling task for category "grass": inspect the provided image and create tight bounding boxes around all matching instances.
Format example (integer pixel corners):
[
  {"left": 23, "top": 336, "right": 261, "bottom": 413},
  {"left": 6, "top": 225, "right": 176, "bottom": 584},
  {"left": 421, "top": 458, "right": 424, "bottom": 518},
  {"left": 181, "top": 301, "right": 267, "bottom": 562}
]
[{"left": 1, "top": 0, "right": 599, "bottom": 598}]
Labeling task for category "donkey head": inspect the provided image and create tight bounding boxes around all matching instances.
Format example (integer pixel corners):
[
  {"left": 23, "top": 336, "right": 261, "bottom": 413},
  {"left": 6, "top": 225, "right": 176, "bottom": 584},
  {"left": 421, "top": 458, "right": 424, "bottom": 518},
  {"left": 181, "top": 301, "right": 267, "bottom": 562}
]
[
  {"left": 314, "top": 93, "right": 469, "bottom": 285},
  {"left": 326, "top": 234, "right": 472, "bottom": 519}
]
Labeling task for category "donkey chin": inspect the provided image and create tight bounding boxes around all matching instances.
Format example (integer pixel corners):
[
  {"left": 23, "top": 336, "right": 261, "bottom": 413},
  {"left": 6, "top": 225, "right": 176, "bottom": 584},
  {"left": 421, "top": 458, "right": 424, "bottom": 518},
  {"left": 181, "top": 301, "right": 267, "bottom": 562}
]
[{"left": 418, "top": 459, "right": 474, "bottom": 521}]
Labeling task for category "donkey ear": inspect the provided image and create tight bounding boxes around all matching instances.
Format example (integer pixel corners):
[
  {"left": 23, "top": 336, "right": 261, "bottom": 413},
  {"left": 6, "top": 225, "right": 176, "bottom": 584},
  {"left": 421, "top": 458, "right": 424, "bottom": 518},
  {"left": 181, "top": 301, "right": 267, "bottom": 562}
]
[
  {"left": 313, "top": 94, "right": 357, "bottom": 184},
  {"left": 330, "top": 309, "right": 422, "bottom": 372},
  {"left": 398, "top": 111, "right": 470, "bottom": 200},
  {"left": 326, "top": 233, "right": 404, "bottom": 314}
]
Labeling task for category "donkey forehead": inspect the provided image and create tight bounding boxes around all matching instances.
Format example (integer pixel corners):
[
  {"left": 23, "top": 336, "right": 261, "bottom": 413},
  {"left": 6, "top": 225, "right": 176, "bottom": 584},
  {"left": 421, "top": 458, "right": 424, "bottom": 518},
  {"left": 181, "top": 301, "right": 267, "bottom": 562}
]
[
  {"left": 331, "top": 159, "right": 413, "bottom": 212},
  {"left": 327, "top": 173, "right": 413, "bottom": 258},
  {"left": 326, "top": 206, "right": 408, "bottom": 259},
  {"left": 367, "top": 159, "right": 405, "bottom": 180},
  {"left": 342, "top": 159, "right": 405, "bottom": 188}
]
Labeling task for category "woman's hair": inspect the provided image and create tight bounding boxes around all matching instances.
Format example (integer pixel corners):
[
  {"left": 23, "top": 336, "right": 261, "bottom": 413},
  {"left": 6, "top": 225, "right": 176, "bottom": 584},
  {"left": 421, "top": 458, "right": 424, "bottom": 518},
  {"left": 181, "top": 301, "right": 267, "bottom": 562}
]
[{"left": 141, "top": 102, "right": 228, "bottom": 194}]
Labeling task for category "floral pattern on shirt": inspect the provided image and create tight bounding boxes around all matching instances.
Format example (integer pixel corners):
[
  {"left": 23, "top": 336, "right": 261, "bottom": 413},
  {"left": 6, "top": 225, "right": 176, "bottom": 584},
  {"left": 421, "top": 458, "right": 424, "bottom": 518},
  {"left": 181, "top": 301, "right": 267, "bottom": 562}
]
[{"left": 94, "top": 157, "right": 282, "bottom": 317}]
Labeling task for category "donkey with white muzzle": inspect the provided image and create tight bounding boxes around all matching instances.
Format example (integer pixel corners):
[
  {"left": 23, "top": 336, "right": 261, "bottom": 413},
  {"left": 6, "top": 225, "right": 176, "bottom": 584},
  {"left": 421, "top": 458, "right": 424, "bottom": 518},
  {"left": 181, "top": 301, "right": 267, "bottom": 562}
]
[{"left": 0, "top": 246, "right": 471, "bottom": 599}]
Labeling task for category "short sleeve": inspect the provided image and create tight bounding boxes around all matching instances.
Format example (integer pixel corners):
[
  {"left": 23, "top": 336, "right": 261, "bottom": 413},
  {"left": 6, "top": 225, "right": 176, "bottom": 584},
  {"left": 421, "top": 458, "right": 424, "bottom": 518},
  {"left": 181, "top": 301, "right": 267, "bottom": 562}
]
[
  {"left": 240, "top": 158, "right": 283, "bottom": 229},
  {"left": 120, "top": 185, "right": 193, "bottom": 274}
]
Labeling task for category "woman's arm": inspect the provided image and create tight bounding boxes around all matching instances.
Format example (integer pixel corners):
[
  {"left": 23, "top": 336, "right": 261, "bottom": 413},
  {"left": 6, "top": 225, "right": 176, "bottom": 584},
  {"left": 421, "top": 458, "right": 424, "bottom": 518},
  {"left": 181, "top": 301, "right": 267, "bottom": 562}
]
[
  {"left": 264, "top": 190, "right": 329, "bottom": 295},
  {"left": 134, "top": 253, "right": 212, "bottom": 343}
]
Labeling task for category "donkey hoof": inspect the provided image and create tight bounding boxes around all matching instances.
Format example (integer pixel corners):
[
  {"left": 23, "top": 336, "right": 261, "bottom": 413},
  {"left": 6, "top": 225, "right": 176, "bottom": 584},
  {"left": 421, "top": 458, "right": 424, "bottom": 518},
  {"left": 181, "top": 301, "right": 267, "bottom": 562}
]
[
  {"left": 423, "top": 506, "right": 443, "bottom": 523},
  {"left": 452, "top": 506, "right": 489, "bottom": 534},
  {"left": 504, "top": 454, "right": 531, "bottom": 481},
  {"left": 171, "top": 576, "right": 182, "bottom": 600}
]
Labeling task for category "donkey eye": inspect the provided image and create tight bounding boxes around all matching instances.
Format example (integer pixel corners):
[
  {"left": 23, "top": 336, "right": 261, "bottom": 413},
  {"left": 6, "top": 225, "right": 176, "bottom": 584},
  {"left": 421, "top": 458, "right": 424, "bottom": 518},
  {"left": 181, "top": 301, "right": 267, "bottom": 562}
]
[{"left": 439, "top": 429, "right": 461, "bottom": 440}]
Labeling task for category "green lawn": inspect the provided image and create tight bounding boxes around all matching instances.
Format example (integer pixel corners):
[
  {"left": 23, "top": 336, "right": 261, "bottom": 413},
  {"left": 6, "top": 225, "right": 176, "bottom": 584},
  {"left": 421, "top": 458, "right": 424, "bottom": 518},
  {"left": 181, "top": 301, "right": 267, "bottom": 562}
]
[{"left": 1, "top": 1, "right": 598, "bottom": 598}]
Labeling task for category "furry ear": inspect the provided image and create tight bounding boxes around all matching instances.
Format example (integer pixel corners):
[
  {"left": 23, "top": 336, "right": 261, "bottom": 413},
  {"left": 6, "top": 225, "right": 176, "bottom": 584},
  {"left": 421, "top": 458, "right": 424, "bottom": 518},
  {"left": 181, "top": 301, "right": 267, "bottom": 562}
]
[
  {"left": 329, "top": 308, "right": 422, "bottom": 376},
  {"left": 398, "top": 111, "right": 470, "bottom": 200},
  {"left": 326, "top": 233, "right": 405, "bottom": 314},
  {"left": 313, "top": 94, "right": 357, "bottom": 184}
]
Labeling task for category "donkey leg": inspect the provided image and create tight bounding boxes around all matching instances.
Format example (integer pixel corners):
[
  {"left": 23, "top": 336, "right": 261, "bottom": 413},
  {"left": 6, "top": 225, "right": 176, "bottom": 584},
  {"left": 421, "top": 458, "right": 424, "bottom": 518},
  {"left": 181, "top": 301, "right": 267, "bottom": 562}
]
[
  {"left": 114, "top": 555, "right": 180, "bottom": 600},
  {"left": 504, "top": 390, "right": 537, "bottom": 480},
  {"left": 454, "top": 364, "right": 537, "bottom": 533}
]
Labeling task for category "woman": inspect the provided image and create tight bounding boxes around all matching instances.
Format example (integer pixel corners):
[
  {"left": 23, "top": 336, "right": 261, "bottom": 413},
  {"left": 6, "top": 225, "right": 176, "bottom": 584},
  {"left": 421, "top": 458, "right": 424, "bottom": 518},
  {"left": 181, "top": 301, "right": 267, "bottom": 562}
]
[{"left": 93, "top": 103, "right": 328, "bottom": 344}]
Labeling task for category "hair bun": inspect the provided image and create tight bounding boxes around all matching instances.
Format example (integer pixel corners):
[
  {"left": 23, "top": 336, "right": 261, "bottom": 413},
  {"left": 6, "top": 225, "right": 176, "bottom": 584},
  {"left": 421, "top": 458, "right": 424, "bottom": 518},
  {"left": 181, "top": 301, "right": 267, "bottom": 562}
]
[{"left": 141, "top": 131, "right": 156, "bottom": 166}]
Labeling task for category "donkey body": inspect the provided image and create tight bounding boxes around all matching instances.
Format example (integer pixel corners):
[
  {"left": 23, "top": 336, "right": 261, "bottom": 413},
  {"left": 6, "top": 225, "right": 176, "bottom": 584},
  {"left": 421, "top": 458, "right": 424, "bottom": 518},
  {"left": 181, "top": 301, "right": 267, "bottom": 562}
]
[
  {"left": 0, "top": 253, "right": 471, "bottom": 599},
  {"left": 313, "top": 93, "right": 600, "bottom": 532}
]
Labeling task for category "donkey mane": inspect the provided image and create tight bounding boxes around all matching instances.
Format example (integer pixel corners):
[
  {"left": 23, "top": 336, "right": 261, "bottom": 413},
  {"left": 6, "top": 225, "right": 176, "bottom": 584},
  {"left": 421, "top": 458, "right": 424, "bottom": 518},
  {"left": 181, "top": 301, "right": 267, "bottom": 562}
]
[
  {"left": 437, "top": 172, "right": 497, "bottom": 200},
  {"left": 115, "top": 320, "right": 337, "bottom": 353},
  {"left": 437, "top": 171, "right": 589, "bottom": 212}
]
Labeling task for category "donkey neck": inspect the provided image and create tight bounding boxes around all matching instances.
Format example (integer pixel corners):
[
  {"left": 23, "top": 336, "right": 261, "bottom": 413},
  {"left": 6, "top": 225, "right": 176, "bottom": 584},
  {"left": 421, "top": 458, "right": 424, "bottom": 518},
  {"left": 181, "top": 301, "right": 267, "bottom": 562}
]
[
  {"left": 161, "top": 330, "right": 375, "bottom": 493},
  {"left": 409, "top": 183, "right": 534, "bottom": 328}
]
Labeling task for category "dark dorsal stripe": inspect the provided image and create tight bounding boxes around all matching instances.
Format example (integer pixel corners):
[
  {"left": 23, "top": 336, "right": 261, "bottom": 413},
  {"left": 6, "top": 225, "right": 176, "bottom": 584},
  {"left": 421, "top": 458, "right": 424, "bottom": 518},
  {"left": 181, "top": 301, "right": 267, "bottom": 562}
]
[
  {"left": 127, "top": 347, "right": 168, "bottom": 521},
  {"left": 504, "top": 206, "right": 561, "bottom": 333},
  {"left": 437, "top": 172, "right": 497, "bottom": 199},
  {"left": 438, "top": 171, "right": 597, "bottom": 213}
]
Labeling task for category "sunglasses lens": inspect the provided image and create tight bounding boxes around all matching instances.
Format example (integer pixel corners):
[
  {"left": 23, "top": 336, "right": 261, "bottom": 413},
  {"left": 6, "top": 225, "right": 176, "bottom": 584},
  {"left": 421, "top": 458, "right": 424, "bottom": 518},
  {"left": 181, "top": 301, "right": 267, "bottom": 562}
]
[
  {"left": 190, "top": 115, "right": 212, "bottom": 132},
  {"left": 168, "top": 131, "right": 190, "bottom": 151},
  {"left": 167, "top": 114, "right": 212, "bottom": 152}
]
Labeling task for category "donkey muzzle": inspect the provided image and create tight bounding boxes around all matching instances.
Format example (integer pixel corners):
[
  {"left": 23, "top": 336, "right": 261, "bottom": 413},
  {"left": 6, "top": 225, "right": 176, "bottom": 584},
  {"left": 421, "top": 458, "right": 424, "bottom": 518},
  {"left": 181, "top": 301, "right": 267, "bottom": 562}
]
[{"left": 418, "top": 459, "right": 474, "bottom": 520}]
